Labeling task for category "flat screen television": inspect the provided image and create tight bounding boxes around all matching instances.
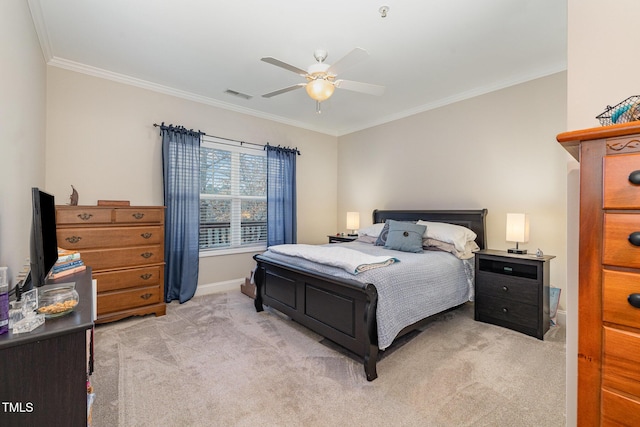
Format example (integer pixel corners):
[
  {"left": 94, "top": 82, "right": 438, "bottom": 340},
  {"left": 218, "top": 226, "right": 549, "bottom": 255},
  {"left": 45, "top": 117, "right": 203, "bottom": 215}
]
[{"left": 21, "top": 188, "right": 59, "bottom": 293}]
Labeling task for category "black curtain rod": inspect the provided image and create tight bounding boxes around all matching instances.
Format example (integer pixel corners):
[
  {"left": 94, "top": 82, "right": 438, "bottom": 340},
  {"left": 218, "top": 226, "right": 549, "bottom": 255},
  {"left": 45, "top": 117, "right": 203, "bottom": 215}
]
[
  {"left": 153, "top": 123, "right": 262, "bottom": 148},
  {"left": 153, "top": 122, "right": 301, "bottom": 155}
]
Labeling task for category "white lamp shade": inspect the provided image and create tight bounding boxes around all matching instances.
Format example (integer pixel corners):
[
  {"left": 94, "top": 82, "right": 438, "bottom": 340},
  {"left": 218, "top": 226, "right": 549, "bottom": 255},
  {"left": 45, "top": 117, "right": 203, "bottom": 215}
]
[
  {"left": 506, "top": 213, "right": 530, "bottom": 243},
  {"left": 346, "top": 212, "right": 360, "bottom": 231}
]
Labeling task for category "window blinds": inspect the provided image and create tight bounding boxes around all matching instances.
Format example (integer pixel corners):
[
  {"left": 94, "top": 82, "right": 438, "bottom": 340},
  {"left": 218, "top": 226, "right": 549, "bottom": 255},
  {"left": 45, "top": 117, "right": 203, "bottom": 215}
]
[{"left": 199, "top": 139, "right": 267, "bottom": 251}]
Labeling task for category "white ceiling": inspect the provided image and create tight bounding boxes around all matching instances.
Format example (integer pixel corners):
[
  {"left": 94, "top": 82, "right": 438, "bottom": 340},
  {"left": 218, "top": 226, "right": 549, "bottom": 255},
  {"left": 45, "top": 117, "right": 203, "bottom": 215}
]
[{"left": 28, "top": 0, "right": 567, "bottom": 136}]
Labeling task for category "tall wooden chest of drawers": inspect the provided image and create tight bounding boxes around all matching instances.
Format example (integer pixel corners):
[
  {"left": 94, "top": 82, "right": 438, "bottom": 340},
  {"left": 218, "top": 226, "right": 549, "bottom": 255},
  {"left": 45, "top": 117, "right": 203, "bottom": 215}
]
[
  {"left": 56, "top": 205, "right": 166, "bottom": 324},
  {"left": 558, "top": 122, "right": 640, "bottom": 426}
]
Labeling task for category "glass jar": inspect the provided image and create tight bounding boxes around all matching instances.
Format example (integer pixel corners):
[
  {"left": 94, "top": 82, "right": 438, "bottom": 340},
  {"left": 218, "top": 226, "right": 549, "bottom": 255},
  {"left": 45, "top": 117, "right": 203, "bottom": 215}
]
[{"left": 37, "top": 284, "right": 80, "bottom": 318}]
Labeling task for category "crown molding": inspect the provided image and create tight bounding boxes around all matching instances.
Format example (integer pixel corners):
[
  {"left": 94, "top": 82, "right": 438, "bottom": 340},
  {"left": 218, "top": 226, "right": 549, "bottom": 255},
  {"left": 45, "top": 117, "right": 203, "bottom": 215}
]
[{"left": 27, "top": 0, "right": 53, "bottom": 62}]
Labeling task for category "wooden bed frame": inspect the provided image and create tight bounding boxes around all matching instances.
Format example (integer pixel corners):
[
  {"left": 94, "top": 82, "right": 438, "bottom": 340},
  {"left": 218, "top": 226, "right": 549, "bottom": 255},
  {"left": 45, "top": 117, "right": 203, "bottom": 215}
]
[{"left": 253, "top": 209, "right": 488, "bottom": 381}]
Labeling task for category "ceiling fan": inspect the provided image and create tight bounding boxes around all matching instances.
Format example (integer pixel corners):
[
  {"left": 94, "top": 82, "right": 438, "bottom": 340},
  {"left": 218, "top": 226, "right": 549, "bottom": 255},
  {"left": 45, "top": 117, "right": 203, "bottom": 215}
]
[{"left": 261, "top": 48, "right": 385, "bottom": 112}]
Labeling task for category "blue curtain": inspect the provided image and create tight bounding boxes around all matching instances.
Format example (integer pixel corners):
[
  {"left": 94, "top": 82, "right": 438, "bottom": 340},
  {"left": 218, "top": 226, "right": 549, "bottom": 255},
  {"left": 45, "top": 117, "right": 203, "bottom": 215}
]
[
  {"left": 161, "top": 124, "right": 202, "bottom": 303},
  {"left": 266, "top": 145, "right": 298, "bottom": 246}
]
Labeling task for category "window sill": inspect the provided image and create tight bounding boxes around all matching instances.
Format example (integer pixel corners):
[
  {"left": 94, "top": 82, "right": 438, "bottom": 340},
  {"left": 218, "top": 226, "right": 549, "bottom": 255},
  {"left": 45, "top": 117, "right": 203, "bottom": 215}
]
[{"left": 199, "top": 245, "right": 266, "bottom": 258}]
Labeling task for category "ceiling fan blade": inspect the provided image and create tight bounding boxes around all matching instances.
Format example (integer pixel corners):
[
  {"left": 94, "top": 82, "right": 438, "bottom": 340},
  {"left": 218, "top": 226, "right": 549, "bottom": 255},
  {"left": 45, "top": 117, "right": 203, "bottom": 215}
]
[
  {"left": 262, "top": 83, "right": 306, "bottom": 98},
  {"left": 261, "top": 57, "right": 308, "bottom": 76},
  {"left": 327, "top": 48, "right": 369, "bottom": 76},
  {"left": 334, "top": 79, "right": 385, "bottom": 96}
]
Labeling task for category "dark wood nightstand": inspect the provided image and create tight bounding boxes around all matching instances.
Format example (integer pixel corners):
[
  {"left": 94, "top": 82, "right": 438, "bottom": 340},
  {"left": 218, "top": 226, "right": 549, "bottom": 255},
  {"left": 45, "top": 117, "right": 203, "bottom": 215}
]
[
  {"left": 327, "top": 234, "right": 358, "bottom": 243},
  {"left": 474, "top": 249, "right": 555, "bottom": 340}
]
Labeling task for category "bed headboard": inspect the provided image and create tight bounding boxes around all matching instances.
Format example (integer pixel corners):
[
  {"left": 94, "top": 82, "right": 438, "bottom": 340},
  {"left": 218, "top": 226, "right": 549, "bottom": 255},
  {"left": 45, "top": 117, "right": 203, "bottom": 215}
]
[{"left": 372, "top": 209, "right": 488, "bottom": 250}]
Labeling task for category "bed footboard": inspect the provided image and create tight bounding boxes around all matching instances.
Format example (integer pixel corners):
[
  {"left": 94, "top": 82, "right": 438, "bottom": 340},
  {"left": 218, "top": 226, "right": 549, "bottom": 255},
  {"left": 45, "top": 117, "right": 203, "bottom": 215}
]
[{"left": 253, "top": 254, "right": 380, "bottom": 380}]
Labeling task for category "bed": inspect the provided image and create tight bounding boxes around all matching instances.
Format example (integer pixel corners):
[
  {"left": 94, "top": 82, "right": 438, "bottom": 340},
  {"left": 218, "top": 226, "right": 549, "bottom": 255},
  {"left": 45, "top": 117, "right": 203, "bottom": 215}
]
[{"left": 252, "top": 209, "right": 488, "bottom": 381}]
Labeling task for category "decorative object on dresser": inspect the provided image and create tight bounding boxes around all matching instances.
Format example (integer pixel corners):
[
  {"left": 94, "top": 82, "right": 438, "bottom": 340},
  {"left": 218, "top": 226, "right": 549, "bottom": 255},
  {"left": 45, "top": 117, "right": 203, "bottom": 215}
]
[
  {"left": 69, "top": 185, "right": 79, "bottom": 205},
  {"left": 558, "top": 122, "right": 640, "bottom": 426},
  {"left": 474, "top": 249, "right": 555, "bottom": 340},
  {"left": 56, "top": 205, "right": 166, "bottom": 324}
]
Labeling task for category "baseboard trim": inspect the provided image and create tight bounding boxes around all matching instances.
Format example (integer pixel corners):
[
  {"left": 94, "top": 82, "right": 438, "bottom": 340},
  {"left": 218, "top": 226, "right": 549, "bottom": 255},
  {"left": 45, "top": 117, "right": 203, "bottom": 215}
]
[{"left": 195, "top": 278, "right": 244, "bottom": 297}]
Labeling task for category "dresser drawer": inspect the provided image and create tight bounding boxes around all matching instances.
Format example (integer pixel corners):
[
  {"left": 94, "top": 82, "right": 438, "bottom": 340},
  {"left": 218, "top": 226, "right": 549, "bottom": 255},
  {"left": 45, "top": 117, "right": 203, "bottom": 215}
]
[
  {"left": 56, "top": 207, "right": 112, "bottom": 225},
  {"left": 603, "top": 213, "right": 640, "bottom": 268},
  {"left": 475, "top": 274, "right": 538, "bottom": 305},
  {"left": 94, "top": 265, "right": 162, "bottom": 292},
  {"left": 77, "top": 245, "right": 163, "bottom": 271},
  {"left": 114, "top": 208, "right": 163, "bottom": 224},
  {"left": 601, "top": 388, "right": 640, "bottom": 427},
  {"left": 474, "top": 294, "right": 539, "bottom": 330},
  {"left": 603, "top": 269, "right": 640, "bottom": 330},
  {"left": 97, "top": 284, "right": 162, "bottom": 316},
  {"left": 603, "top": 326, "right": 640, "bottom": 398},
  {"left": 57, "top": 225, "right": 164, "bottom": 249},
  {"left": 604, "top": 153, "right": 640, "bottom": 209}
]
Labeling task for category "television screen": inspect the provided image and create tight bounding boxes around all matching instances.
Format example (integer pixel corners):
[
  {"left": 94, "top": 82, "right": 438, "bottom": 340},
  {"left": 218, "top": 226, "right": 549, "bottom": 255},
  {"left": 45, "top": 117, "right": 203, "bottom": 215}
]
[{"left": 25, "top": 188, "right": 59, "bottom": 290}]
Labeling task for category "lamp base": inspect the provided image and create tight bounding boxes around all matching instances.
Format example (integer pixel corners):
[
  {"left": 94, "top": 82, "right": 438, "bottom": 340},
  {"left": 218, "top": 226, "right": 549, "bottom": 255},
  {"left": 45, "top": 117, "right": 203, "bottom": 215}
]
[
  {"left": 347, "top": 233, "right": 358, "bottom": 237},
  {"left": 508, "top": 248, "right": 527, "bottom": 254}
]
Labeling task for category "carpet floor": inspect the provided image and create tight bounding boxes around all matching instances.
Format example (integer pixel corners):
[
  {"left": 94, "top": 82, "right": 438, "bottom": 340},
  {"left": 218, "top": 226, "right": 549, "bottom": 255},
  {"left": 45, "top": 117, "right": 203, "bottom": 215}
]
[{"left": 90, "top": 291, "right": 566, "bottom": 427}]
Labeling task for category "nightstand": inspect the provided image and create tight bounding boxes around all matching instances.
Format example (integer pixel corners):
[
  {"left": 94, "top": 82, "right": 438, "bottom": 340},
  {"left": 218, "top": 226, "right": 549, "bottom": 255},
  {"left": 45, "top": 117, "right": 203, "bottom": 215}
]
[
  {"left": 327, "top": 234, "right": 358, "bottom": 243},
  {"left": 474, "top": 249, "right": 555, "bottom": 340}
]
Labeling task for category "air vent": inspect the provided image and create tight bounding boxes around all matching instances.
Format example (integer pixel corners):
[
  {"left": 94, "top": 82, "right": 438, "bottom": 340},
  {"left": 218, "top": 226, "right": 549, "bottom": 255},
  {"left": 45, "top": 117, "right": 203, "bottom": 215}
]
[{"left": 225, "top": 89, "right": 252, "bottom": 100}]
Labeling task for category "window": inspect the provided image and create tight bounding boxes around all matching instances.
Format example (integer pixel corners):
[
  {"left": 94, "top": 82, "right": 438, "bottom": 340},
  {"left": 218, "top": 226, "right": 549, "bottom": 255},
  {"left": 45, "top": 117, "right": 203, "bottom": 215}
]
[{"left": 199, "top": 138, "right": 267, "bottom": 253}]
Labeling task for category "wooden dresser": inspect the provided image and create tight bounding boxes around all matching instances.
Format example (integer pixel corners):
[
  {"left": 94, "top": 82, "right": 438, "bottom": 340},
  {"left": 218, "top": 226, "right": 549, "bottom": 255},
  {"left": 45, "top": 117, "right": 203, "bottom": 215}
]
[
  {"left": 558, "top": 122, "right": 640, "bottom": 426},
  {"left": 56, "top": 205, "right": 166, "bottom": 324}
]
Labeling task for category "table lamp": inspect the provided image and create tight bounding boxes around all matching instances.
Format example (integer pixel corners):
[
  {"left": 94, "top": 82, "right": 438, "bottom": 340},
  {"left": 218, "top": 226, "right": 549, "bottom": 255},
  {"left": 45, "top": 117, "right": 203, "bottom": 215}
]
[
  {"left": 506, "top": 213, "right": 529, "bottom": 254},
  {"left": 346, "top": 212, "right": 360, "bottom": 236}
]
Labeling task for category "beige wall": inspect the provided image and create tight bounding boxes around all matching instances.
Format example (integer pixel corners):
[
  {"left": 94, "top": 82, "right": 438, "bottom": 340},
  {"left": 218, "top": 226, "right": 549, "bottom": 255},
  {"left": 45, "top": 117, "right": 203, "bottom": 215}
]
[
  {"left": 563, "top": 1, "right": 640, "bottom": 425},
  {"left": 0, "top": 1, "right": 47, "bottom": 285},
  {"left": 339, "top": 72, "right": 570, "bottom": 311},
  {"left": 45, "top": 67, "right": 338, "bottom": 286}
]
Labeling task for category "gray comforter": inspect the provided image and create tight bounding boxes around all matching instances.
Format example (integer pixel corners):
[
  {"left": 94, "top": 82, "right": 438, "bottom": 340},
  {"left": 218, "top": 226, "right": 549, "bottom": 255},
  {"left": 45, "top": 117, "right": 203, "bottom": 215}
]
[{"left": 259, "top": 241, "right": 475, "bottom": 350}]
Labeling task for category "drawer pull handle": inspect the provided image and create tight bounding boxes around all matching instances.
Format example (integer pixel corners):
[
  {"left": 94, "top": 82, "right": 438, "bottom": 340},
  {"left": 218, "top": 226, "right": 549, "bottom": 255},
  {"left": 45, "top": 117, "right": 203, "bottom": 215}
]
[
  {"left": 502, "top": 307, "right": 508, "bottom": 313},
  {"left": 141, "top": 252, "right": 153, "bottom": 259},
  {"left": 140, "top": 273, "right": 153, "bottom": 280},
  {"left": 140, "top": 293, "right": 152, "bottom": 300},
  {"left": 77, "top": 213, "right": 93, "bottom": 221},
  {"left": 629, "top": 232, "right": 640, "bottom": 246},
  {"left": 141, "top": 233, "right": 152, "bottom": 239},
  {"left": 65, "top": 236, "right": 82, "bottom": 244},
  {"left": 133, "top": 213, "right": 145, "bottom": 220},
  {"left": 502, "top": 286, "right": 509, "bottom": 292},
  {"left": 628, "top": 293, "right": 640, "bottom": 309},
  {"left": 629, "top": 170, "right": 640, "bottom": 185}
]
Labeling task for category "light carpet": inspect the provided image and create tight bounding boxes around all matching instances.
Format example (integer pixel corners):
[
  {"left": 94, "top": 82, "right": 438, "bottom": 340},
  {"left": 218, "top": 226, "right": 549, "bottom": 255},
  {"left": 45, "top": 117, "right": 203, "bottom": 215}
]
[{"left": 90, "top": 291, "right": 566, "bottom": 427}]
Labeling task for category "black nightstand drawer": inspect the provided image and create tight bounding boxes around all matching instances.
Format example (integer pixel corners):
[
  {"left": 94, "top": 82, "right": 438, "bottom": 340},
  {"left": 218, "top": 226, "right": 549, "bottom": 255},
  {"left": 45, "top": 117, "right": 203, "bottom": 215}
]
[
  {"left": 475, "top": 274, "right": 538, "bottom": 305},
  {"left": 475, "top": 294, "right": 539, "bottom": 336}
]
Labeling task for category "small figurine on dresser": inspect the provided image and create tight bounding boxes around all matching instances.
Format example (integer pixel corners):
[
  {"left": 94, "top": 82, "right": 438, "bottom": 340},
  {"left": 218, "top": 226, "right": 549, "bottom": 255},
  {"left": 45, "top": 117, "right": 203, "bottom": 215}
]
[{"left": 69, "top": 185, "right": 78, "bottom": 206}]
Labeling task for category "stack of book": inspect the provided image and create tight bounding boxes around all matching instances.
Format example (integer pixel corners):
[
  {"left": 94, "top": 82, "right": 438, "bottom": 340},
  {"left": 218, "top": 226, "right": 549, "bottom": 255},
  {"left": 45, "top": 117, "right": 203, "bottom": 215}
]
[{"left": 50, "top": 248, "right": 86, "bottom": 279}]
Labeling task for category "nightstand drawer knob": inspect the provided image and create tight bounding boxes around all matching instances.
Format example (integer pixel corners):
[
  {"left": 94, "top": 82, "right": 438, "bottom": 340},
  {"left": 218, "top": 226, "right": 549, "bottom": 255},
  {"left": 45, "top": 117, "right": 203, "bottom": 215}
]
[
  {"left": 502, "top": 286, "right": 509, "bottom": 292},
  {"left": 629, "top": 232, "right": 640, "bottom": 246},
  {"left": 629, "top": 170, "right": 640, "bottom": 185},
  {"left": 629, "top": 293, "right": 640, "bottom": 309},
  {"left": 502, "top": 307, "right": 508, "bottom": 313}
]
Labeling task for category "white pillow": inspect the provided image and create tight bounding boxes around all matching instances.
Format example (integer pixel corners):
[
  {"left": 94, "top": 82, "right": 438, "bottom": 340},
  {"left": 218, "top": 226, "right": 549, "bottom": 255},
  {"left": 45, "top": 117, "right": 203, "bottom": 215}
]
[
  {"left": 416, "top": 220, "right": 477, "bottom": 252},
  {"left": 424, "top": 238, "right": 480, "bottom": 259},
  {"left": 357, "top": 223, "right": 385, "bottom": 237}
]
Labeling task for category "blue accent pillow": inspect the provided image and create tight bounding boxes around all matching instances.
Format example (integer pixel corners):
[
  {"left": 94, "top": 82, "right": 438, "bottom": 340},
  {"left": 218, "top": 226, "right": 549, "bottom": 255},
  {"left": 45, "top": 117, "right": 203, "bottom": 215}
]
[
  {"left": 374, "top": 220, "right": 391, "bottom": 246},
  {"left": 384, "top": 220, "right": 426, "bottom": 253}
]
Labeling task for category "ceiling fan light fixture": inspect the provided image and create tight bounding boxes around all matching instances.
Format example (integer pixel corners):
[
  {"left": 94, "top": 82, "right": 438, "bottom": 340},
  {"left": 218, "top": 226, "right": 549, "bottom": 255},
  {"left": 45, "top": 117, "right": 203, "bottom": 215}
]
[{"left": 306, "top": 78, "right": 335, "bottom": 102}]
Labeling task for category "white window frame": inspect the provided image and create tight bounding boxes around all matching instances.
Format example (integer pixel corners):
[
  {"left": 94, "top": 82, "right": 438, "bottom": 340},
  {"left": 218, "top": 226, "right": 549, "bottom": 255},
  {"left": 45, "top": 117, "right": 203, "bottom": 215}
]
[{"left": 199, "top": 138, "right": 267, "bottom": 257}]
